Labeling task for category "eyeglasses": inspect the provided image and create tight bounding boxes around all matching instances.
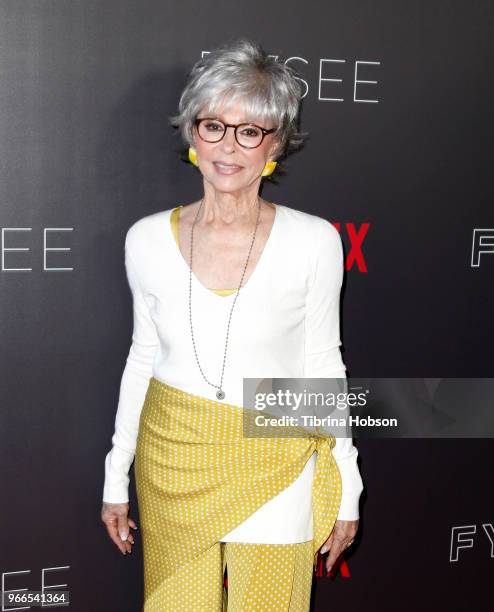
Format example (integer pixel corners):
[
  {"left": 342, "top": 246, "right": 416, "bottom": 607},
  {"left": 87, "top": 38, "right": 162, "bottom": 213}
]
[{"left": 194, "top": 117, "right": 277, "bottom": 149}]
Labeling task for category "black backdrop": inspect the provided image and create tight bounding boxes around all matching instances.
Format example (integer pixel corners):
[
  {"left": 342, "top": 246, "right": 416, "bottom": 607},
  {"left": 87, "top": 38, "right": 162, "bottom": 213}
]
[{"left": 1, "top": 1, "right": 493, "bottom": 610}]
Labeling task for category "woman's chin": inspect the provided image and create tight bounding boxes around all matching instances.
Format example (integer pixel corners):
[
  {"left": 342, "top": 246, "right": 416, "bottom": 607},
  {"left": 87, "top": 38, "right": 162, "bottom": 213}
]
[{"left": 206, "top": 173, "right": 252, "bottom": 192}]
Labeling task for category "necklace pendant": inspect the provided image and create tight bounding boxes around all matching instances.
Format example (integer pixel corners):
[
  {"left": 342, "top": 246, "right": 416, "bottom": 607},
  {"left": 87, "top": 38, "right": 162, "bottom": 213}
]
[{"left": 216, "top": 389, "right": 225, "bottom": 400}]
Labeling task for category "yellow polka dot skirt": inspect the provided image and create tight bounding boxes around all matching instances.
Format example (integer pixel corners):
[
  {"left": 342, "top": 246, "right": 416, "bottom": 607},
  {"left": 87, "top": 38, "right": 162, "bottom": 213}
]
[{"left": 134, "top": 377, "right": 342, "bottom": 609}]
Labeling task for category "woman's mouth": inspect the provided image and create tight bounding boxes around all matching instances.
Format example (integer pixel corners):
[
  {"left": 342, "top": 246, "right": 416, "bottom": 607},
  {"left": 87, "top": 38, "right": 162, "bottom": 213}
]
[{"left": 213, "top": 161, "right": 243, "bottom": 175}]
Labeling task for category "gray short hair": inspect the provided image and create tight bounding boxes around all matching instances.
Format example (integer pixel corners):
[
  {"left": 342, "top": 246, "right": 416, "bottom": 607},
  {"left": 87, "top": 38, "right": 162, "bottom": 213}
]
[{"left": 169, "top": 38, "right": 306, "bottom": 160}]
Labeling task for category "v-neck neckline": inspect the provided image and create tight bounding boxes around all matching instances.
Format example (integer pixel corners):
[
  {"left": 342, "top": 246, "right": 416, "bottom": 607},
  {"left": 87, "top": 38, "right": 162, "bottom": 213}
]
[{"left": 167, "top": 203, "right": 281, "bottom": 300}]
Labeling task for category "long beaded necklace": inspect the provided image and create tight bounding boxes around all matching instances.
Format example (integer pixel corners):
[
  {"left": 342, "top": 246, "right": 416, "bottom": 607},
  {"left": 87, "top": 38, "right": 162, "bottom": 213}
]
[{"left": 188, "top": 196, "right": 262, "bottom": 400}]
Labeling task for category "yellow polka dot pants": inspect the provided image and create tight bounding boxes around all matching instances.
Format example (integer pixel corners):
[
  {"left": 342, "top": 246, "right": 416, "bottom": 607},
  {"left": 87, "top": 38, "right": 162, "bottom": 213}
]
[
  {"left": 135, "top": 377, "right": 342, "bottom": 611},
  {"left": 153, "top": 539, "right": 315, "bottom": 611}
]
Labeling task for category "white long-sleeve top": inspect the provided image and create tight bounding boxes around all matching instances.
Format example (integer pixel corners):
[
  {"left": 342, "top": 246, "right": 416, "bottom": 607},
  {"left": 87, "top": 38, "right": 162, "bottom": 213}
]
[{"left": 103, "top": 203, "right": 364, "bottom": 543}]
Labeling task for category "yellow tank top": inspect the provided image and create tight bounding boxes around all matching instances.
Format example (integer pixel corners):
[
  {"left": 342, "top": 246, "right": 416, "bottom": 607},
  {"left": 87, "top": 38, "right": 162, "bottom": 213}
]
[{"left": 170, "top": 206, "right": 237, "bottom": 297}]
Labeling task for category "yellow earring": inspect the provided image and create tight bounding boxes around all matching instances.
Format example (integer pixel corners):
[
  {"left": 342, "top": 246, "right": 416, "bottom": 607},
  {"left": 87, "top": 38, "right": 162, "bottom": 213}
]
[
  {"left": 188, "top": 146, "right": 199, "bottom": 167},
  {"left": 261, "top": 160, "right": 277, "bottom": 177}
]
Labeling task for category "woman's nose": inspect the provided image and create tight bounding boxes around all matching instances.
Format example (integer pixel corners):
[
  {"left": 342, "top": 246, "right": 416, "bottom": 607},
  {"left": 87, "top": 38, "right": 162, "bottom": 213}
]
[{"left": 220, "top": 126, "right": 238, "bottom": 151}]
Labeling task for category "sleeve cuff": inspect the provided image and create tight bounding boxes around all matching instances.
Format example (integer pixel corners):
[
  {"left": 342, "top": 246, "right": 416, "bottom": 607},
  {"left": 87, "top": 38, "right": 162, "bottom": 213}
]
[
  {"left": 332, "top": 439, "right": 364, "bottom": 521},
  {"left": 102, "top": 446, "right": 134, "bottom": 503},
  {"left": 336, "top": 489, "right": 362, "bottom": 520}
]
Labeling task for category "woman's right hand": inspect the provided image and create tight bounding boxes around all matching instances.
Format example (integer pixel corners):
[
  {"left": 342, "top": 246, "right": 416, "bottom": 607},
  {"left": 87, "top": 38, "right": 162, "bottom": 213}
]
[{"left": 101, "top": 502, "right": 138, "bottom": 555}]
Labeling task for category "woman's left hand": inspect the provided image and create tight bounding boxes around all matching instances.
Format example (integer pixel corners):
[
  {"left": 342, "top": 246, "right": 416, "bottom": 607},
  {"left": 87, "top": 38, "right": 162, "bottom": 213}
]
[{"left": 319, "top": 519, "right": 358, "bottom": 573}]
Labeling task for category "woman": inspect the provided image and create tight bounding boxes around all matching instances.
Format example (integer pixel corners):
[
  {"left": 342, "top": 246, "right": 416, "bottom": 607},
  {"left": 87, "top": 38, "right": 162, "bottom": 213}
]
[{"left": 101, "top": 38, "right": 364, "bottom": 611}]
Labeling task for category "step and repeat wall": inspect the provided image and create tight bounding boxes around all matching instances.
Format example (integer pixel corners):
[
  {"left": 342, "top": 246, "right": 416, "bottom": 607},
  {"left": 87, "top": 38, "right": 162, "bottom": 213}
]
[{"left": 1, "top": 1, "right": 492, "bottom": 610}]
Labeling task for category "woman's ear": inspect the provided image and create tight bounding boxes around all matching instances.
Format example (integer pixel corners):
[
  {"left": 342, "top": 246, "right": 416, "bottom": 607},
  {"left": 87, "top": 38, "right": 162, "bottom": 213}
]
[
  {"left": 191, "top": 123, "right": 198, "bottom": 146},
  {"left": 268, "top": 139, "right": 281, "bottom": 161}
]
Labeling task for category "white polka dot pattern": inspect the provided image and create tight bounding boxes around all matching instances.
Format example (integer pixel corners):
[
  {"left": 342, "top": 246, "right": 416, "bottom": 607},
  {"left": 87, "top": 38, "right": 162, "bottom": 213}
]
[
  {"left": 136, "top": 538, "right": 314, "bottom": 610},
  {"left": 134, "top": 377, "right": 342, "bottom": 608},
  {"left": 224, "top": 540, "right": 314, "bottom": 610}
]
